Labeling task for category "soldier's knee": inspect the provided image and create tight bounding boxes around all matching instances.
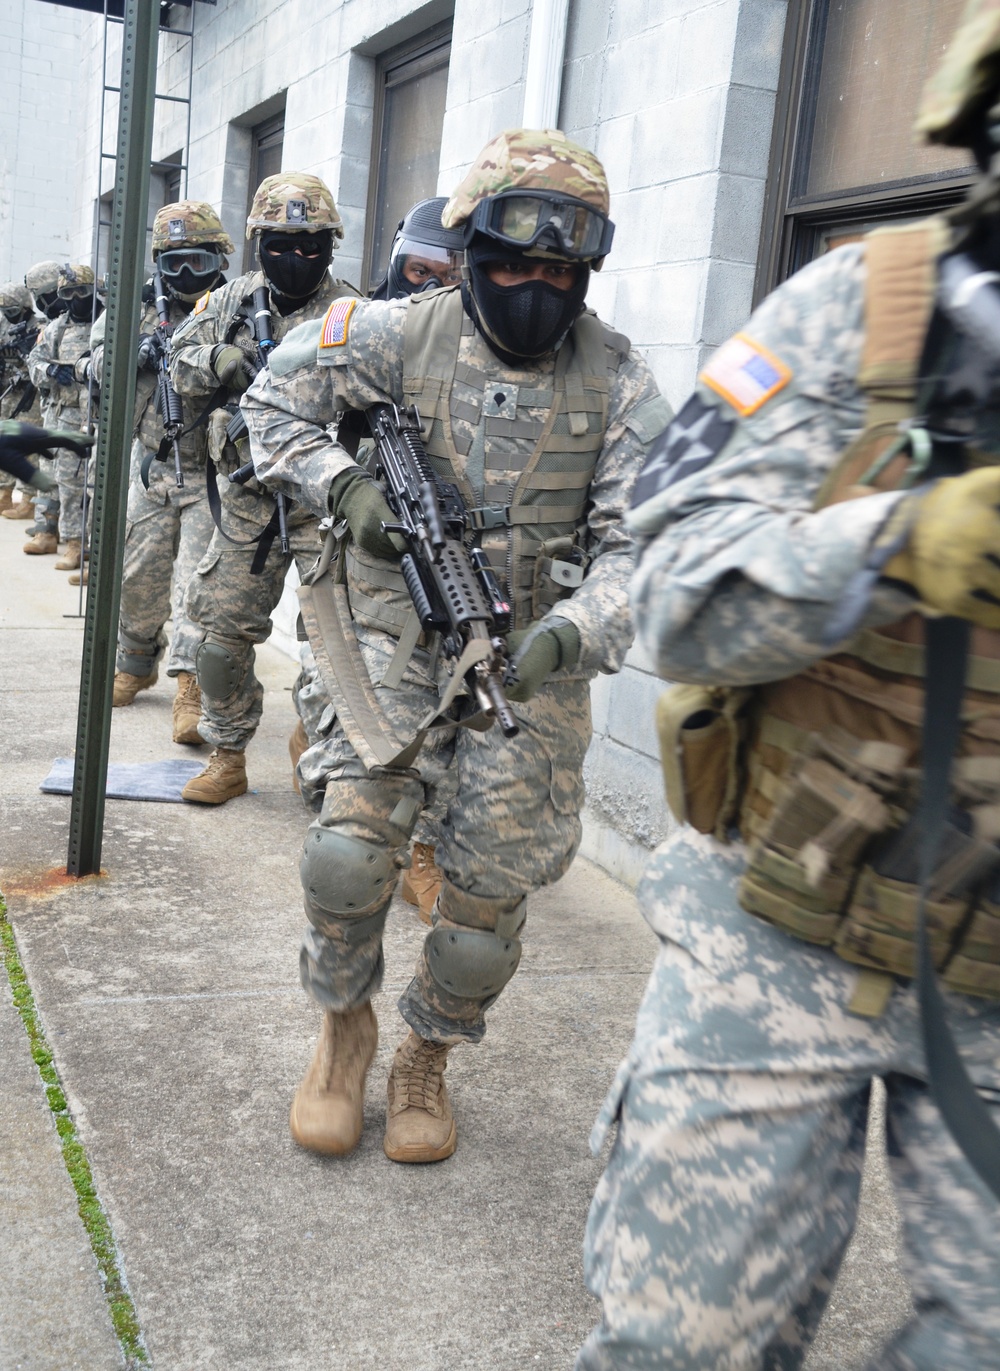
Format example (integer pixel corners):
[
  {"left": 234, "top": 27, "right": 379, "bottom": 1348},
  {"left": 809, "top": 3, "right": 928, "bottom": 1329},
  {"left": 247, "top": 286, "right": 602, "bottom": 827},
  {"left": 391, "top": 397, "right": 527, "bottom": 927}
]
[
  {"left": 195, "top": 637, "right": 245, "bottom": 702},
  {"left": 300, "top": 773, "right": 423, "bottom": 926},
  {"left": 426, "top": 882, "right": 525, "bottom": 1000}
]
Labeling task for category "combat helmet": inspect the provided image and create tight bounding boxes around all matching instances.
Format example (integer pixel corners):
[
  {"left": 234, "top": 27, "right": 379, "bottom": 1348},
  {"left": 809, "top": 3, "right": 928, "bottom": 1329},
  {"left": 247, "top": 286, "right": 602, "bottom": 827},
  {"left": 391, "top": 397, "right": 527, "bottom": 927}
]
[
  {"left": 25, "top": 260, "right": 61, "bottom": 297},
  {"left": 244, "top": 172, "right": 344, "bottom": 241},
  {"left": 442, "top": 128, "right": 614, "bottom": 267},
  {"left": 375, "top": 197, "right": 465, "bottom": 301},
  {"left": 0, "top": 282, "right": 33, "bottom": 321},
  {"left": 57, "top": 263, "right": 95, "bottom": 293},
  {"left": 151, "top": 200, "right": 235, "bottom": 257},
  {"left": 916, "top": 0, "right": 1000, "bottom": 149}
]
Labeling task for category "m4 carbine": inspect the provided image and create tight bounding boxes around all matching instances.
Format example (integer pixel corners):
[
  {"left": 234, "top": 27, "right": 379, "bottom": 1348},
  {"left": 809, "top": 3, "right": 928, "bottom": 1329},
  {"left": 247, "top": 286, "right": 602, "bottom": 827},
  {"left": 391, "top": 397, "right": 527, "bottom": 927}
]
[
  {"left": 368, "top": 402, "right": 519, "bottom": 739},
  {"left": 1, "top": 319, "right": 39, "bottom": 361},
  {"left": 153, "top": 269, "right": 185, "bottom": 487},
  {"left": 226, "top": 286, "right": 290, "bottom": 554}
]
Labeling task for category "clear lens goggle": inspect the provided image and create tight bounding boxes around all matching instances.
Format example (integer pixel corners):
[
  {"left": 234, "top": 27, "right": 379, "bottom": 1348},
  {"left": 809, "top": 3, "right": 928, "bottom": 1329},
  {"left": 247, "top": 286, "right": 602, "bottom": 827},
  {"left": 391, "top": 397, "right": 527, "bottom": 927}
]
[
  {"left": 57, "top": 284, "right": 93, "bottom": 300},
  {"left": 157, "top": 247, "right": 224, "bottom": 276},
  {"left": 390, "top": 237, "right": 464, "bottom": 287},
  {"left": 470, "top": 191, "right": 614, "bottom": 260}
]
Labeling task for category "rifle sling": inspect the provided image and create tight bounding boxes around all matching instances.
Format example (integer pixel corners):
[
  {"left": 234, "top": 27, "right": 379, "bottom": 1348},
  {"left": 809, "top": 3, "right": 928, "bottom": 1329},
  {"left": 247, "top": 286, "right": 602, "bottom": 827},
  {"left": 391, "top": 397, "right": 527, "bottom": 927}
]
[
  {"left": 11, "top": 382, "right": 36, "bottom": 418},
  {"left": 204, "top": 452, "right": 280, "bottom": 574}
]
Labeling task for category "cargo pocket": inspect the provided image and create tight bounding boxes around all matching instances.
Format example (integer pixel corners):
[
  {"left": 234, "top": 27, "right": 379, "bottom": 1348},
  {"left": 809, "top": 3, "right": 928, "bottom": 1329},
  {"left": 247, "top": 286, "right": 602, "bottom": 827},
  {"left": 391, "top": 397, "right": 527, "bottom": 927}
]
[{"left": 656, "top": 684, "right": 750, "bottom": 839}]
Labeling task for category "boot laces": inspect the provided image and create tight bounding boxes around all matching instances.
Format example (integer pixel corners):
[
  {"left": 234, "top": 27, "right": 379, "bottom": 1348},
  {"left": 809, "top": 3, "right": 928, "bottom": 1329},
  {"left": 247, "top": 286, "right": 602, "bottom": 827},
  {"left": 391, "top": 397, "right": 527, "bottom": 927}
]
[
  {"left": 177, "top": 674, "right": 200, "bottom": 704},
  {"left": 412, "top": 843, "right": 435, "bottom": 873},
  {"left": 395, "top": 1039, "right": 447, "bottom": 1113},
  {"left": 206, "top": 748, "right": 239, "bottom": 776}
]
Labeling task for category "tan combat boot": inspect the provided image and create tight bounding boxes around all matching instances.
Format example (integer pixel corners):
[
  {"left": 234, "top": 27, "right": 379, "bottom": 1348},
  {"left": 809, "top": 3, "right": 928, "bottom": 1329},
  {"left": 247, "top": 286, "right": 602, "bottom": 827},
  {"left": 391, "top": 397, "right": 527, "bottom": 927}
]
[
  {"left": 113, "top": 667, "right": 158, "bottom": 706},
  {"left": 290, "top": 1002, "right": 379, "bottom": 1155},
  {"left": 23, "top": 530, "right": 58, "bottom": 555},
  {"left": 400, "top": 842, "right": 443, "bottom": 926},
  {"left": 68, "top": 567, "right": 88, "bottom": 586},
  {"left": 0, "top": 487, "right": 13, "bottom": 514},
  {"left": 181, "top": 747, "right": 247, "bottom": 805},
  {"left": 172, "top": 672, "right": 203, "bottom": 745},
  {"left": 384, "top": 1030, "right": 456, "bottom": 1164},
  {"left": 54, "top": 539, "right": 82, "bottom": 571},
  {"left": 288, "top": 717, "right": 308, "bottom": 794},
  {"left": 2, "top": 492, "right": 34, "bottom": 519}
]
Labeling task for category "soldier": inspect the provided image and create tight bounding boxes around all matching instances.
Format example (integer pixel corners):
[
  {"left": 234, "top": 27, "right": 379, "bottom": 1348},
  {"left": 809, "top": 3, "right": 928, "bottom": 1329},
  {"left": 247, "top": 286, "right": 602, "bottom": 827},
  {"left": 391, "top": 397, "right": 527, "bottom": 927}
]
[
  {"left": 575, "top": 7, "right": 1000, "bottom": 1369},
  {"left": 243, "top": 129, "right": 670, "bottom": 1164},
  {"left": 169, "top": 171, "right": 361, "bottom": 805},
  {"left": 370, "top": 196, "right": 465, "bottom": 301},
  {"left": 0, "top": 283, "right": 44, "bottom": 519},
  {"left": 26, "top": 264, "right": 101, "bottom": 568},
  {"left": 92, "top": 201, "right": 233, "bottom": 742},
  {"left": 21, "top": 261, "right": 67, "bottom": 552}
]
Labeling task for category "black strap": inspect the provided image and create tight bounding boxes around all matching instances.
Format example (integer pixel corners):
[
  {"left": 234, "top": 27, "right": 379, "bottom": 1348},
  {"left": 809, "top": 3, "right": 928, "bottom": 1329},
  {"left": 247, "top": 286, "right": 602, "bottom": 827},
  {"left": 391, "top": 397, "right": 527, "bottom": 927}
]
[
  {"left": 918, "top": 616, "right": 1000, "bottom": 1199},
  {"left": 204, "top": 452, "right": 280, "bottom": 575},
  {"left": 11, "top": 382, "right": 36, "bottom": 418}
]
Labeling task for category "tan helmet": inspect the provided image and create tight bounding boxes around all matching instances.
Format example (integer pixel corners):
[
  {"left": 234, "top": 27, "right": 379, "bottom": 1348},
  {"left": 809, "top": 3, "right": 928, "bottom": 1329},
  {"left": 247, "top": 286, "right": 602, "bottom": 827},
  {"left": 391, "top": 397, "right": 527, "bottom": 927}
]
[
  {"left": 0, "top": 282, "right": 32, "bottom": 313},
  {"left": 244, "top": 171, "right": 344, "bottom": 241},
  {"left": 57, "top": 263, "right": 95, "bottom": 293},
  {"left": 24, "top": 260, "right": 61, "bottom": 296},
  {"left": 151, "top": 200, "right": 235, "bottom": 257},
  {"left": 442, "top": 129, "right": 611, "bottom": 225},
  {"left": 916, "top": 0, "right": 1000, "bottom": 146}
]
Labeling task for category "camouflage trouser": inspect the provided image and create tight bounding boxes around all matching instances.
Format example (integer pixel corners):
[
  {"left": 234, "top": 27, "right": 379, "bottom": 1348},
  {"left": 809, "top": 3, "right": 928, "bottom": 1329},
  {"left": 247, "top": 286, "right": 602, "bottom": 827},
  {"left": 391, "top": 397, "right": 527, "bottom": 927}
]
[
  {"left": 55, "top": 447, "right": 89, "bottom": 541},
  {"left": 577, "top": 830, "right": 1000, "bottom": 1371},
  {"left": 184, "top": 479, "right": 323, "bottom": 750},
  {"left": 297, "top": 624, "right": 591, "bottom": 1044},
  {"left": 32, "top": 454, "right": 60, "bottom": 534},
  {"left": 117, "top": 440, "right": 215, "bottom": 678}
]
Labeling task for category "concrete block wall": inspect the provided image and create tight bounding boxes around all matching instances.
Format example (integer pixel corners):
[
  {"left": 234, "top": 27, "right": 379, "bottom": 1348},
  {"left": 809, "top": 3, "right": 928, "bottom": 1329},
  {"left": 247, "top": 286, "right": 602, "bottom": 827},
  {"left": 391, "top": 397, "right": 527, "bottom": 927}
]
[{"left": 560, "top": 0, "right": 787, "bottom": 884}]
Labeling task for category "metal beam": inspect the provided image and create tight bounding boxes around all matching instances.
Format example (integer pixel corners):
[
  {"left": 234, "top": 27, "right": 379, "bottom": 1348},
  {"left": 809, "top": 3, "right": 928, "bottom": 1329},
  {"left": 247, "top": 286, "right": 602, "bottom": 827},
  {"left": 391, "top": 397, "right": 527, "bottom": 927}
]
[{"left": 67, "top": 0, "right": 159, "bottom": 878}]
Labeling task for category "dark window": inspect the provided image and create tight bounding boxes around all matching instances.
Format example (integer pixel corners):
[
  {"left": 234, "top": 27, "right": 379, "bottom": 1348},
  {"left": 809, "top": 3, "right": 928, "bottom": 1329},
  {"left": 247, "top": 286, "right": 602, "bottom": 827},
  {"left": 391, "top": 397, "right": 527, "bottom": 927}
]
[
  {"left": 244, "top": 112, "right": 285, "bottom": 270},
  {"left": 756, "top": 0, "right": 976, "bottom": 300},
  {"left": 164, "top": 163, "right": 183, "bottom": 206},
  {"left": 364, "top": 23, "right": 452, "bottom": 293}
]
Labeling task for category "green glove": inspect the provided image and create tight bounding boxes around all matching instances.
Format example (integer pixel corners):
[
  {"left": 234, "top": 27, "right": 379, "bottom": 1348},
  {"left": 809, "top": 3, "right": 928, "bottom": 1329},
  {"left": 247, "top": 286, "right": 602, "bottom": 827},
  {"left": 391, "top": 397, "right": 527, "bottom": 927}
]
[
  {"left": 506, "top": 619, "right": 581, "bottom": 702},
  {"left": 28, "top": 465, "right": 56, "bottom": 492},
  {"left": 330, "top": 468, "right": 404, "bottom": 561},
  {"left": 211, "top": 344, "right": 254, "bottom": 393}
]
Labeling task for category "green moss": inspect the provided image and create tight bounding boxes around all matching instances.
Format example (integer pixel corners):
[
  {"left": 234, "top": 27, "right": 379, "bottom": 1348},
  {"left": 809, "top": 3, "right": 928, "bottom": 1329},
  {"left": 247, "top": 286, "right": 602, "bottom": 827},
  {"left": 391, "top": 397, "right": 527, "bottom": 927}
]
[{"left": 0, "top": 897, "right": 149, "bottom": 1367}]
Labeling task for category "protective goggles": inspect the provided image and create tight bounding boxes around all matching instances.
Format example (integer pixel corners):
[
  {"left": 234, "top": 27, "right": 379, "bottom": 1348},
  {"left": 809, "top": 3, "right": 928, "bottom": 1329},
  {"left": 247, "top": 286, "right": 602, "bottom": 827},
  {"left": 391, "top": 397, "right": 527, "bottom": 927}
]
[
  {"left": 259, "top": 231, "right": 330, "bottom": 259},
  {"left": 157, "top": 247, "right": 224, "bottom": 276},
  {"left": 57, "top": 284, "right": 93, "bottom": 300},
  {"left": 469, "top": 191, "right": 614, "bottom": 261},
  {"left": 390, "top": 237, "right": 464, "bottom": 287}
]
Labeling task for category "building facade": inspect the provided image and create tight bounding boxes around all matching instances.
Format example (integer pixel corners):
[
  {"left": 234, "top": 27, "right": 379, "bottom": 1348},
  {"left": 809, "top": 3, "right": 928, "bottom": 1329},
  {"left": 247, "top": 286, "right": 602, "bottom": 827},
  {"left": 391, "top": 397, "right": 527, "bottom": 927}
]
[{"left": 3, "top": 0, "right": 974, "bottom": 883}]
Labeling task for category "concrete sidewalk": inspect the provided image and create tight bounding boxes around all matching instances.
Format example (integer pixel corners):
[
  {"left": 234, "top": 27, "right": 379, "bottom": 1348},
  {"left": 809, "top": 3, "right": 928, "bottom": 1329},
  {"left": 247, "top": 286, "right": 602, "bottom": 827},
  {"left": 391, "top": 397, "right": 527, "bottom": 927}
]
[{"left": 0, "top": 503, "right": 910, "bottom": 1370}]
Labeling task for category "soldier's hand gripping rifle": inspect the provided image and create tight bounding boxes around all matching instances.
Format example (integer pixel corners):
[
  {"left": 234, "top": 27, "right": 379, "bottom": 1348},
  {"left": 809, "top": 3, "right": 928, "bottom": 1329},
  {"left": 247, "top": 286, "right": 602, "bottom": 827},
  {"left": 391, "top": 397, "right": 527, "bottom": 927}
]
[
  {"left": 226, "top": 286, "right": 290, "bottom": 554},
  {"left": 1, "top": 319, "right": 40, "bottom": 361},
  {"left": 367, "top": 402, "right": 519, "bottom": 739},
  {"left": 152, "top": 268, "right": 185, "bottom": 488}
]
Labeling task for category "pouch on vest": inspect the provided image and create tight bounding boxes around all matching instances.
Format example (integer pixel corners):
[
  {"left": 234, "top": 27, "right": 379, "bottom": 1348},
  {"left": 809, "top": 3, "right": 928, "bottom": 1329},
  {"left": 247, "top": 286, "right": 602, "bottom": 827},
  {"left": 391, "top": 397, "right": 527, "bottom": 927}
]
[
  {"left": 656, "top": 684, "right": 750, "bottom": 839},
  {"left": 531, "top": 534, "right": 588, "bottom": 618},
  {"left": 739, "top": 728, "right": 906, "bottom": 945}
]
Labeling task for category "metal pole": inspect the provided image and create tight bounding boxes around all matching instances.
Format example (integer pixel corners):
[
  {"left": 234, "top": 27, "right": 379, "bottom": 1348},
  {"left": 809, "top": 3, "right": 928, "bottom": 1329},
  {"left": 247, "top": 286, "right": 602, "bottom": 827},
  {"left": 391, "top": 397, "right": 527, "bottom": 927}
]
[{"left": 67, "top": 0, "right": 159, "bottom": 878}]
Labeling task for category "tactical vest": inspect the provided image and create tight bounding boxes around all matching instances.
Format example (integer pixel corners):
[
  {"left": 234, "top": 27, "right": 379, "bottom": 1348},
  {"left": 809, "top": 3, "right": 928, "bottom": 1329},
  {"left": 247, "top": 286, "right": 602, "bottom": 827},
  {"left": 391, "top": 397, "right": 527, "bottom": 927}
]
[
  {"left": 735, "top": 218, "right": 1000, "bottom": 1000},
  {"left": 345, "top": 286, "right": 627, "bottom": 641},
  {"left": 44, "top": 315, "right": 92, "bottom": 428}
]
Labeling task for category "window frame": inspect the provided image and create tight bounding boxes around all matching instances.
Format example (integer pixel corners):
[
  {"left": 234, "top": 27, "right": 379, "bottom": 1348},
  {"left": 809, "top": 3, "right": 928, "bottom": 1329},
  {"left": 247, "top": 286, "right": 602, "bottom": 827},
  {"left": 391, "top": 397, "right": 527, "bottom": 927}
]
[
  {"left": 754, "top": 0, "right": 977, "bottom": 304},
  {"left": 243, "top": 111, "right": 286, "bottom": 272},
  {"left": 362, "top": 20, "right": 453, "bottom": 293}
]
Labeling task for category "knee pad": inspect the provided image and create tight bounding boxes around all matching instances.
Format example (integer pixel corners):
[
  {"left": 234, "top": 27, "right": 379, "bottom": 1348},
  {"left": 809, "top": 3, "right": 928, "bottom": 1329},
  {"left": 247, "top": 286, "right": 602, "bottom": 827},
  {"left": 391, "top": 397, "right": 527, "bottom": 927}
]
[
  {"left": 425, "top": 925, "right": 522, "bottom": 1000},
  {"left": 196, "top": 638, "right": 244, "bottom": 702},
  {"left": 301, "top": 772, "right": 424, "bottom": 921},
  {"left": 117, "top": 627, "right": 161, "bottom": 677}
]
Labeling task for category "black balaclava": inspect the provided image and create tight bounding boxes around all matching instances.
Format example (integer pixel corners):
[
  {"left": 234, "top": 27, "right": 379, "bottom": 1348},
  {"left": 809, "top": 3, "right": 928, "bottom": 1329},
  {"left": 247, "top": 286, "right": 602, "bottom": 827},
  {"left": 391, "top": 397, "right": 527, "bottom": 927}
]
[
  {"left": 65, "top": 294, "right": 100, "bottom": 324},
  {"left": 2, "top": 306, "right": 28, "bottom": 324},
  {"left": 259, "top": 229, "right": 333, "bottom": 308},
  {"left": 464, "top": 238, "right": 589, "bottom": 366},
  {"left": 36, "top": 290, "right": 67, "bottom": 320}
]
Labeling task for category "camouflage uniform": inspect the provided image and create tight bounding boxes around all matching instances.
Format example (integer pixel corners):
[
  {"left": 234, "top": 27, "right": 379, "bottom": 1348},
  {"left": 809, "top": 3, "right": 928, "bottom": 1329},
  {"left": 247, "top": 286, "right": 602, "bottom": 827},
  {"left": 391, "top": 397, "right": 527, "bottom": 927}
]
[
  {"left": 243, "top": 283, "right": 668, "bottom": 1041},
  {"left": 169, "top": 174, "right": 357, "bottom": 753},
  {"left": 577, "top": 120, "right": 1000, "bottom": 1371},
  {"left": 26, "top": 266, "right": 96, "bottom": 542},
  {"left": 0, "top": 285, "right": 43, "bottom": 497}
]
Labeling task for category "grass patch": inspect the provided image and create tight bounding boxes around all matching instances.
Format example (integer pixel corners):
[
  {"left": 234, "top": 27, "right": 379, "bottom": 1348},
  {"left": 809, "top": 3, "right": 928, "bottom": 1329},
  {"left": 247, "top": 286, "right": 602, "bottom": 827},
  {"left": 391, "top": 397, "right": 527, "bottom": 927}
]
[{"left": 0, "top": 896, "right": 149, "bottom": 1367}]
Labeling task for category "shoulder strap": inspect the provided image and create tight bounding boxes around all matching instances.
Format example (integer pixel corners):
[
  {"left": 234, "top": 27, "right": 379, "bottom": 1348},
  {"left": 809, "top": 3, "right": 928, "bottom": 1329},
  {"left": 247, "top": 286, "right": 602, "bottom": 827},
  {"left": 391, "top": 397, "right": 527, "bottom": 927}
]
[{"left": 859, "top": 217, "right": 951, "bottom": 398}]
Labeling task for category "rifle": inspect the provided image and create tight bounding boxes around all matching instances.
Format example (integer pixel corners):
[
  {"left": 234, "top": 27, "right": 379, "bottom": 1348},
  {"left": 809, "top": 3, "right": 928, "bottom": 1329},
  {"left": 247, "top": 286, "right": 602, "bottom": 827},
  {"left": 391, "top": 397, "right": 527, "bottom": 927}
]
[
  {"left": 0, "top": 319, "right": 39, "bottom": 361},
  {"left": 366, "top": 401, "right": 519, "bottom": 739},
  {"left": 153, "top": 268, "right": 185, "bottom": 488},
  {"left": 226, "top": 285, "right": 290, "bottom": 553}
]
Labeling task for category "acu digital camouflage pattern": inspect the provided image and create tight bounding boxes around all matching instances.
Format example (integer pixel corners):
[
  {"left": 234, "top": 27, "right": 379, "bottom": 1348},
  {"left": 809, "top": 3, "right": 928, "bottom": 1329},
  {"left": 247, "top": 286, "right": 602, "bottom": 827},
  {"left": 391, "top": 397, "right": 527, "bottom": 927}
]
[
  {"left": 170, "top": 267, "right": 358, "bottom": 750},
  {"left": 24, "top": 261, "right": 60, "bottom": 297},
  {"left": 241, "top": 284, "right": 667, "bottom": 1041},
  {"left": 151, "top": 200, "right": 235, "bottom": 256},
  {"left": 579, "top": 242, "right": 1000, "bottom": 1366},
  {"left": 0, "top": 282, "right": 32, "bottom": 313},
  {"left": 245, "top": 171, "right": 344, "bottom": 240},
  {"left": 916, "top": 0, "right": 1000, "bottom": 146},
  {"left": 27, "top": 312, "right": 95, "bottom": 541},
  {"left": 441, "top": 127, "right": 610, "bottom": 227}
]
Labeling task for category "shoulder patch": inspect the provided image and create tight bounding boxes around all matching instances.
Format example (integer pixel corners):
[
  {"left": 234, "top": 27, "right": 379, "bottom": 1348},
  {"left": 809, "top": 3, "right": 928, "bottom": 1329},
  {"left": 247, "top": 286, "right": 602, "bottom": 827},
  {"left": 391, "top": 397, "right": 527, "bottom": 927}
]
[
  {"left": 630, "top": 394, "right": 734, "bottom": 508},
  {"left": 193, "top": 290, "right": 211, "bottom": 316},
  {"left": 699, "top": 332, "right": 792, "bottom": 417},
  {"left": 319, "top": 298, "right": 357, "bottom": 349},
  {"left": 268, "top": 317, "right": 325, "bottom": 377}
]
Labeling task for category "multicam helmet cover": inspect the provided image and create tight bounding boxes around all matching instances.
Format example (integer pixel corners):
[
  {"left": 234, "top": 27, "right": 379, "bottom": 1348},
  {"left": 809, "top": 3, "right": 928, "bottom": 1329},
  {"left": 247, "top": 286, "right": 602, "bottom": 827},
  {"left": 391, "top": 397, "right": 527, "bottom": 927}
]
[
  {"left": 24, "top": 260, "right": 61, "bottom": 295},
  {"left": 151, "top": 200, "right": 236, "bottom": 256},
  {"left": 244, "top": 172, "right": 344, "bottom": 241},
  {"left": 442, "top": 128, "right": 610, "bottom": 227},
  {"left": 57, "top": 263, "right": 95, "bottom": 292},
  {"left": 0, "top": 282, "right": 33, "bottom": 312},
  {"left": 916, "top": 0, "right": 1000, "bottom": 146}
]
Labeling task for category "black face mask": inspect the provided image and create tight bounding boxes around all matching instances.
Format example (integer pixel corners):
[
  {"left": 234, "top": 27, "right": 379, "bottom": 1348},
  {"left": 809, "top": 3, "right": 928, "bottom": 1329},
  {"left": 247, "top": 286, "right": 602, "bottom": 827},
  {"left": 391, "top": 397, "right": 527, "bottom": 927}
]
[
  {"left": 466, "top": 241, "right": 589, "bottom": 364},
  {"left": 259, "top": 230, "right": 333, "bottom": 302},
  {"left": 36, "top": 290, "right": 66, "bottom": 320},
  {"left": 160, "top": 265, "right": 222, "bottom": 303},
  {"left": 65, "top": 295, "right": 98, "bottom": 324},
  {"left": 2, "top": 307, "right": 25, "bottom": 324}
]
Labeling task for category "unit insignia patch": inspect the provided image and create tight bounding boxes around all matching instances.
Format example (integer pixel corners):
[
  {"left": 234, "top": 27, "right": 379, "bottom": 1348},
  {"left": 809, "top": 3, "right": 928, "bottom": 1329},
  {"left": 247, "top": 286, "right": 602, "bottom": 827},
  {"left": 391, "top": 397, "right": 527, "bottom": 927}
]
[{"left": 630, "top": 393, "right": 734, "bottom": 508}]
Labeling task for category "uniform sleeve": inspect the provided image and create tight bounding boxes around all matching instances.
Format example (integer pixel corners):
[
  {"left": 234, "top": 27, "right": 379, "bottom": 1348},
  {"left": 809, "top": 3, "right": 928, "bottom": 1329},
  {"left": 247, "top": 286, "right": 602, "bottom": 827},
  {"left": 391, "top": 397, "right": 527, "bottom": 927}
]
[
  {"left": 242, "top": 300, "right": 408, "bottom": 519},
  {"left": 628, "top": 245, "right": 916, "bottom": 687},
  {"left": 551, "top": 348, "right": 672, "bottom": 674},
  {"left": 27, "top": 320, "right": 54, "bottom": 391},
  {"left": 169, "top": 280, "right": 239, "bottom": 394},
  {"left": 89, "top": 308, "right": 107, "bottom": 386}
]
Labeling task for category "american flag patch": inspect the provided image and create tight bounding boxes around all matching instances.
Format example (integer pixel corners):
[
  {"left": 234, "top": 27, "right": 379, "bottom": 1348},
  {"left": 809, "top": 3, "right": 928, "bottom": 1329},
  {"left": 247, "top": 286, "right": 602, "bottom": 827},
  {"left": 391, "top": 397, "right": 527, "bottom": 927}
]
[
  {"left": 699, "top": 333, "right": 792, "bottom": 416},
  {"left": 193, "top": 289, "right": 211, "bottom": 315},
  {"left": 319, "top": 298, "right": 357, "bottom": 349}
]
